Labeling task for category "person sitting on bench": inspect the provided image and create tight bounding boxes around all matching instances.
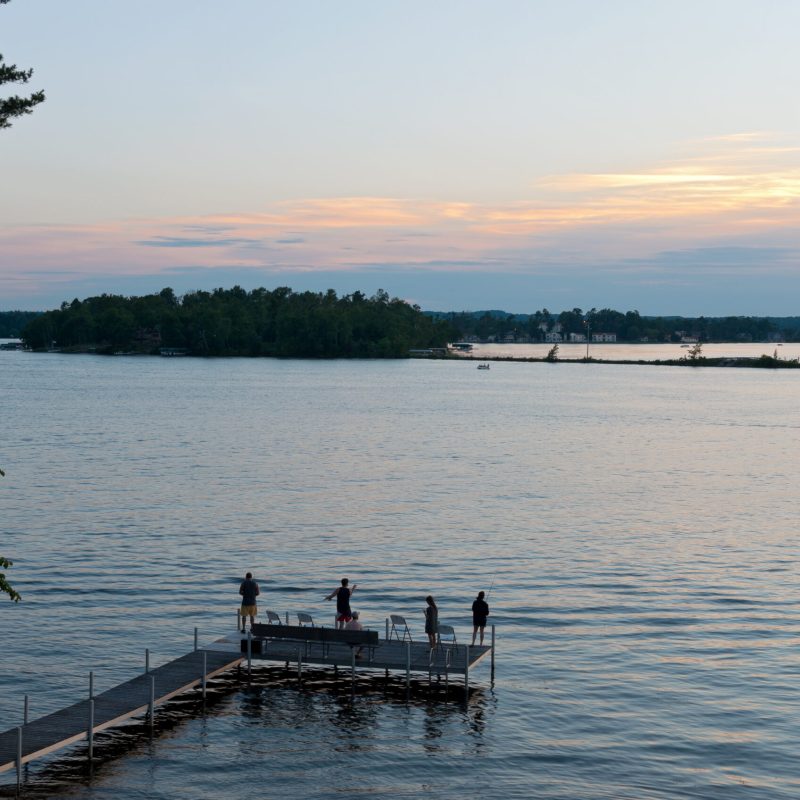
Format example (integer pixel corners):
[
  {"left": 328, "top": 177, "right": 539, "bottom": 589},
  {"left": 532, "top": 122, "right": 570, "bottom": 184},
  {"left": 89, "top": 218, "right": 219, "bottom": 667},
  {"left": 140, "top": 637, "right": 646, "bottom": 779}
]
[{"left": 344, "top": 611, "right": 365, "bottom": 658}]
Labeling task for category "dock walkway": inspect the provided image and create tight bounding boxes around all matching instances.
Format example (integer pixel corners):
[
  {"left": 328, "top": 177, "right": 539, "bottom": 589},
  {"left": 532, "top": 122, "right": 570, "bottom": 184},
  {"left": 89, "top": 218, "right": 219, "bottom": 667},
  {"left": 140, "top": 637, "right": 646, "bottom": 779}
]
[
  {"left": 0, "top": 649, "right": 242, "bottom": 775},
  {"left": 0, "top": 623, "right": 495, "bottom": 783}
]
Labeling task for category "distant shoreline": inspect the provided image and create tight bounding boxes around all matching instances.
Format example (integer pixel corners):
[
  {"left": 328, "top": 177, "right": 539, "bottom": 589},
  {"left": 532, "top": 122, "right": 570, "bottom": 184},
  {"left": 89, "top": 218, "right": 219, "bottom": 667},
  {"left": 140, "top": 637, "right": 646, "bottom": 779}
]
[
  {"left": 6, "top": 343, "right": 799, "bottom": 368},
  {"left": 444, "top": 353, "right": 800, "bottom": 369}
]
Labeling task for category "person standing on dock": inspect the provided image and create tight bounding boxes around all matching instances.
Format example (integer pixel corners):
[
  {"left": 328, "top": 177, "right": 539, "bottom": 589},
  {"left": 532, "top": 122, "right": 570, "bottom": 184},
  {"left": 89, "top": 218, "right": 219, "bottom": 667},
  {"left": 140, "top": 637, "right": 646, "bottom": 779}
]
[
  {"left": 471, "top": 590, "right": 490, "bottom": 646},
  {"left": 325, "top": 577, "right": 358, "bottom": 629},
  {"left": 424, "top": 595, "right": 438, "bottom": 648},
  {"left": 239, "top": 571, "right": 260, "bottom": 632}
]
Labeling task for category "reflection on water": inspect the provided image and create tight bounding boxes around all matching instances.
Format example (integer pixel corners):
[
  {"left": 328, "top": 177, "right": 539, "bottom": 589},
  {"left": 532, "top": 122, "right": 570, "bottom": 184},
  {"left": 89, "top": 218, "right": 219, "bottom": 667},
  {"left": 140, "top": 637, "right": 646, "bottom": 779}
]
[
  {"left": 1, "top": 353, "right": 799, "bottom": 798},
  {"left": 0, "top": 666, "right": 493, "bottom": 799}
]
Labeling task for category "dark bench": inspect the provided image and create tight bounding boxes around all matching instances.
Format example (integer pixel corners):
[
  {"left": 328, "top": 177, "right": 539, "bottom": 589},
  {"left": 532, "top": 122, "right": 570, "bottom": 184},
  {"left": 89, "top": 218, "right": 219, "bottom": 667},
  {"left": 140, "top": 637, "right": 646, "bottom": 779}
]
[{"left": 246, "top": 624, "right": 380, "bottom": 660}]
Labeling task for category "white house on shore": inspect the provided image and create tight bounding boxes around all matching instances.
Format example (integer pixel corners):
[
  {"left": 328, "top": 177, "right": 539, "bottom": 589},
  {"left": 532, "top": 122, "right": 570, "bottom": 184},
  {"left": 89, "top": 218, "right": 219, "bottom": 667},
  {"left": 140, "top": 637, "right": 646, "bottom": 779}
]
[
  {"left": 544, "top": 332, "right": 563, "bottom": 343},
  {"left": 591, "top": 332, "right": 617, "bottom": 343}
]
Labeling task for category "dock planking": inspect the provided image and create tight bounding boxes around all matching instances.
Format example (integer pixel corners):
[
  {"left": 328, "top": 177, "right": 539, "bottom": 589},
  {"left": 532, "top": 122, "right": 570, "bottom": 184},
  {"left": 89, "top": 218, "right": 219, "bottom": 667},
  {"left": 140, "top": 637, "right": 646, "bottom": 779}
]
[
  {"left": 1, "top": 624, "right": 495, "bottom": 782},
  {"left": 0, "top": 649, "right": 242, "bottom": 775}
]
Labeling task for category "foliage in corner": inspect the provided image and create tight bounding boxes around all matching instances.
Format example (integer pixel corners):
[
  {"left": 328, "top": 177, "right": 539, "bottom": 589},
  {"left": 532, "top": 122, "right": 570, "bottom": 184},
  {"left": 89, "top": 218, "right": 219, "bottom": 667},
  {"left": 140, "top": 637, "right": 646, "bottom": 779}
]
[
  {"left": 1, "top": 556, "right": 21, "bottom": 603},
  {"left": 1, "top": 0, "right": 45, "bottom": 130},
  {"left": 0, "top": 467, "right": 21, "bottom": 601}
]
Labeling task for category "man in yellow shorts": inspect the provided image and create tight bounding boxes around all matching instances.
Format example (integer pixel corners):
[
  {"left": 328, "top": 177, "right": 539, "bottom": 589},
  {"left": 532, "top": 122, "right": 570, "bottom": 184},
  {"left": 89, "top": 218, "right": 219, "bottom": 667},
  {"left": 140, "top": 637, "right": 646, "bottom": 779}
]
[{"left": 239, "top": 571, "right": 260, "bottom": 632}]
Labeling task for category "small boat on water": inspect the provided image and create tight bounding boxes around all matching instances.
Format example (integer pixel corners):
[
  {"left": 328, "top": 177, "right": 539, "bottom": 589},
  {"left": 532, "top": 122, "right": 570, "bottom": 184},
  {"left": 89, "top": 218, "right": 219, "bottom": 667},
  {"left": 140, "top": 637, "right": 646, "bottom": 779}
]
[{"left": 477, "top": 363, "right": 490, "bottom": 370}]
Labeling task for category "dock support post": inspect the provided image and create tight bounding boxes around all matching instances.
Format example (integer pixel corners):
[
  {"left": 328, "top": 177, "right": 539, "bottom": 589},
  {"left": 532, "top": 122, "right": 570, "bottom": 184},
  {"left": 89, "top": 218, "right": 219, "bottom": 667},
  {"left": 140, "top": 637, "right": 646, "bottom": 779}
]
[
  {"left": 491, "top": 625, "right": 495, "bottom": 681},
  {"left": 16, "top": 726, "right": 22, "bottom": 789},
  {"left": 16, "top": 726, "right": 22, "bottom": 794},
  {"left": 202, "top": 651, "right": 207, "bottom": 700},
  {"left": 23, "top": 694, "right": 28, "bottom": 725},
  {"left": 89, "top": 671, "right": 94, "bottom": 701},
  {"left": 405, "top": 642, "right": 411, "bottom": 689},
  {"left": 88, "top": 698, "right": 94, "bottom": 762},
  {"left": 247, "top": 632, "right": 252, "bottom": 676},
  {"left": 465, "top": 645, "right": 470, "bottom": 696},
  {"left": 194, "top": 627, "right": 198, "bottom": 652},
  {"left": 237, "top": 609, "right": 241, "bottom": 631},
  {"left": 149, "top": 676, "right": 155, "bottom": 729},
  {"left": 285, "top": 611, "right": 289, "bottom": 625},
  {"left": 145, "top": 648, "right": 150, "bottom": 675},
  {"left": 297, "top": 649, "right": 302, "bottom": 681},
  {"left": 385, "top": 618, "right": 389, "bottom": 641}
]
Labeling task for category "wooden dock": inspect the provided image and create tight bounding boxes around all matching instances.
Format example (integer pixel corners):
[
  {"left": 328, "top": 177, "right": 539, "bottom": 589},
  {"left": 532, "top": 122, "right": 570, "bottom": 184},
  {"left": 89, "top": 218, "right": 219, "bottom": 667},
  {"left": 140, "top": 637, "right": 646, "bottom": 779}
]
[
  {"left": 207, "top": 628, "right": 493, "bottom": 687},
  {"left": 0, "top": 622, "right": 495, "bottom": 786},
  {"left": 0, "top": 649, "right": 242, "bottom": 777}
]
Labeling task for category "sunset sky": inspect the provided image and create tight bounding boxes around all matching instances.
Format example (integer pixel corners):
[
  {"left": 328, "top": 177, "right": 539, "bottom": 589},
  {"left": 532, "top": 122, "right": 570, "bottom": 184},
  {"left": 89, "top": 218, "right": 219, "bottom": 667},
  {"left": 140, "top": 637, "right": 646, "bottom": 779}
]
[{"left": 3, "top": 0, "right": 800, "bottom": 313}]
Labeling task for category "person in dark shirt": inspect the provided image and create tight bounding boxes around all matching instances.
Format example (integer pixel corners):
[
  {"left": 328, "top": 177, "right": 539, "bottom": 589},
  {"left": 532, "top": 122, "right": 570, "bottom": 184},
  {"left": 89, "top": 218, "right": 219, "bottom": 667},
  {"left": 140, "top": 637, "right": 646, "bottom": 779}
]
[
  {"left": 424, "top": 595, "right": 438, "bottom": 648},
  {"left": 471, "top": 590, "right": 490, "bottom": 645},
  {"left": 239, "top": 572, "right": 260, "bottom": 632},
  {"left": 325, "top": 577, "right": 358, "bottom": 629}
]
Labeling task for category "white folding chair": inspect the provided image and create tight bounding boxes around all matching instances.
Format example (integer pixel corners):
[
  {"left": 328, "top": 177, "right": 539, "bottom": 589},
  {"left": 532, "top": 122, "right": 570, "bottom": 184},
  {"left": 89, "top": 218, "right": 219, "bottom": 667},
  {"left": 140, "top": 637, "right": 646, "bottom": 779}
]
[
  {"left": 266, "top": 610, "right": 281, "bottom": 624},
  {"left": 390, "top": 614, "right": 412, "bottom": 642},
  {"left": 297, "top": 612, "right": 315, "bottom": 627},
  {"left": 437, "top": 624, "right": 457, "bottom": 650}
]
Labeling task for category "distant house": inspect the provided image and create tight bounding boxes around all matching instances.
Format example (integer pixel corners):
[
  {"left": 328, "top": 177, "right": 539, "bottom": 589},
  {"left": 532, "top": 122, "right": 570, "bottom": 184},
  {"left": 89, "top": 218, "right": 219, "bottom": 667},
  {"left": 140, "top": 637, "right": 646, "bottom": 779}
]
[
  {"left": 134, "top": 327, "right": 161, "bottom": 346},
  {"left": 591, "top": 332, "right": 617, "bottom": 343},
  {"left": 545, "top": 332, "right": 563, "bottom": 343},
  {"left": 680, "top": 336, "right": 698, "bottom": 344},
  {"left": 568, "top": 333, "right": 586, "bottom": 343}
]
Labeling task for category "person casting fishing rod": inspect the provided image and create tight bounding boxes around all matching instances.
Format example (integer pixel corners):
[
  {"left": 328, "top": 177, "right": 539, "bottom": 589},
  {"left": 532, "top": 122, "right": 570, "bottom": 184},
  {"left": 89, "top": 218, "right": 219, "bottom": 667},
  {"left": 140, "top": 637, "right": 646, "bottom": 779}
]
[{"left": 325, "top": 577, "right": 358, "bottom": 629}]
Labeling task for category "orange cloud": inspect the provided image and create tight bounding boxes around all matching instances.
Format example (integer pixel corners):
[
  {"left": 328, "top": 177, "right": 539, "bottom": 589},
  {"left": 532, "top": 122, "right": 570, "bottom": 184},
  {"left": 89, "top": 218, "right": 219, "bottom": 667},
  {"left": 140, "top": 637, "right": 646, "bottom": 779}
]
[{"left": 3, "top": 132, "right": 800, "bottom": 285}]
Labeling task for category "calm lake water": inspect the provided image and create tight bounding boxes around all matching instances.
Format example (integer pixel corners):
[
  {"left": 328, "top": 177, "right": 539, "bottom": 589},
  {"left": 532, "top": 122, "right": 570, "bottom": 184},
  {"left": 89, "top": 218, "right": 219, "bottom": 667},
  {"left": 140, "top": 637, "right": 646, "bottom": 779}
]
[{"left": 1, "top": 350, "right": 799, "bottom": 799}]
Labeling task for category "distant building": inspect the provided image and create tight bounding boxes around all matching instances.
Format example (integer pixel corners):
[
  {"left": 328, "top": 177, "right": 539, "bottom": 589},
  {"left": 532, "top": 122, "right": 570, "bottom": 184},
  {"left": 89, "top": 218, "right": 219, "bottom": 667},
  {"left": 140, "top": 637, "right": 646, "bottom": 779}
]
[
  {"left": 545, "top": 332, "right": 563, "bottom": 343},
  {"left": 591, "top": 332, "right": 617, "bottom": 343},
  {"left": 568, "top": 333, "right": 586, "bottom": 343}
]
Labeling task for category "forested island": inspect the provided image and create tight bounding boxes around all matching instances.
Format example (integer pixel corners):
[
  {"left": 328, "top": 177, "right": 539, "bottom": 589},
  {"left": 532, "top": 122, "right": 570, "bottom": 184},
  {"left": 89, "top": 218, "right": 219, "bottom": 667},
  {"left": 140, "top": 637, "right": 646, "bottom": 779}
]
[{"left": 17, "top": 287, "right": 457, "bottom": 357}]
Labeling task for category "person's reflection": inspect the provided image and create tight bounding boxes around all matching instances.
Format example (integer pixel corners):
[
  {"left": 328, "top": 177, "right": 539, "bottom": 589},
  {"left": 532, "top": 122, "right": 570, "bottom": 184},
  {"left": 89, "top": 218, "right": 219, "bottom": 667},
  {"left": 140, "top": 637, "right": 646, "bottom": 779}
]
[{"left": 327, "top": 694, "right": 379, "bottom": 751}]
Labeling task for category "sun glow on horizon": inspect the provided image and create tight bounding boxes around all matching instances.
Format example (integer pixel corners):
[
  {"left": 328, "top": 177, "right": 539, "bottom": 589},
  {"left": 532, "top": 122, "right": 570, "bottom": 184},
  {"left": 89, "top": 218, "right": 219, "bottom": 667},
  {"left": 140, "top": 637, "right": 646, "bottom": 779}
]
[{"left": 3, "top": 133, "right": 800, "bottom": 303}]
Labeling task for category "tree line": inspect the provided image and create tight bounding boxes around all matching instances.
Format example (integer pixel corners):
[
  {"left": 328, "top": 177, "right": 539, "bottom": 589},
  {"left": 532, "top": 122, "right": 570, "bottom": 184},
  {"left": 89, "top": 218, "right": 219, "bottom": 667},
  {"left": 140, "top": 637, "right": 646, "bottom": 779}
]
[
  {"left": 20, "top": 287, "right": 458, "bottom": 357},
  {"left": 0, "top": 310, "right": 41, "bottom": 337},
  {"left": 432, "top": 307, "right": 798, "bottom": 342}
]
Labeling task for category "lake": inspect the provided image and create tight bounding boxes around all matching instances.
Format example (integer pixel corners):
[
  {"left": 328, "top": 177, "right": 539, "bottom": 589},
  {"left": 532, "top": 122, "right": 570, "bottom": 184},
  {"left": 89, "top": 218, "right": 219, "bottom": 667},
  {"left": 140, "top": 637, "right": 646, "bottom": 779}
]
[{"left": 1, "top": 350, "right": 798, "bottom": 799}]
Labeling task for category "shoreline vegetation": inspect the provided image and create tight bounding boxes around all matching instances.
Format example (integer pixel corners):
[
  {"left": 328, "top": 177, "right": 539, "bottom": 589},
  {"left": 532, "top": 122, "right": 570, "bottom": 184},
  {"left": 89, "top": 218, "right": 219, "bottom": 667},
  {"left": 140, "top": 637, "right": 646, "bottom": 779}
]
[
  {"left": 3, "top": 288, "right": 798, "bottom": 368},
  {"left": 430, "top": 342, "right": 800, "bottom": 369},
  {"left": 15, "top": 287, "right": 458, "bottom": 358},
  {"left": 441, "top": 351, "right": 800, "bottom": 369}
]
